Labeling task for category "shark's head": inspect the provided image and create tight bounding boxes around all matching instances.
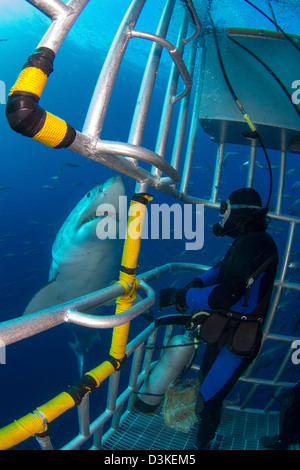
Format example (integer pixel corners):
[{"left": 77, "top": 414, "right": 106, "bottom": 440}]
[{"left": 50, "top": 175, "right": 126, "bottom": 282}]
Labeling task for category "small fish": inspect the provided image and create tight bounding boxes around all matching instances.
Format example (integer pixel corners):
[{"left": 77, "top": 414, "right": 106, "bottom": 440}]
[
  {"left": 43, "top": 185, "right": 59, "bottom": 190},
  {"left": 179, "top": 249, "right": 187, "bottom": 257},
  {"left": 288, "top": 261, "right": 300, "bottom": 269},
  {"left": 224, "top": 151, "right": 239, "bottom": 161},
  {"left": 292, "top": 181, "right": 300, "bottom": 191},
  {"left": 277, "top": 297, "right": 296, "bottom": 311},
  {"left": 223, "top": 152, "right": 239, "bottom": 167},
  {"left": 0, "top": 186, "right": 13, "bottom": 190},
  {"left": 2, "top": 253, "right": 16, "bottom": 259},
  {"left": 201, "top": 165, "right": 214, "bottom": 172},
  {"left": 240, "top": 161, "right": 264, "bottom": 169},
  {"left": 45, "top": 223, "right": 56, "bottom": 228},
  {"left": 268, "top": 165, "right": 280, "bottom": 170},
  {"left": 288, "top": 198, "right": 300, "bottom": 211},
  {"left": 64, "top": 162, "right": 82, "bottom": 168},
  {"left": 286, "top": 168, "right": 300, "bottom": 176},
  {"left": 23, "top": 249, "right": 36, "bottom": 255}
]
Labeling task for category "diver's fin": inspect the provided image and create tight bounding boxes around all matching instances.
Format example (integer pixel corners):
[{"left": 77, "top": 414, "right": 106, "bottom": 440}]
[{"left": 23, "top": 280, "right": 62, "bottom": 315}]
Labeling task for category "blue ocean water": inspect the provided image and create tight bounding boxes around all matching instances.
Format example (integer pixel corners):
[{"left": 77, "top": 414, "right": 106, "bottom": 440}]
[{"left": 0, "top": 0, "right": 299, "bottom": 450}]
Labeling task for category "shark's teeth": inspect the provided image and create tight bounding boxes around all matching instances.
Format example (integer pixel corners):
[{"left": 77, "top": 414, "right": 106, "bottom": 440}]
[
  {"left": 82, "top": 211, "right": 119, "bottom": 226},
  {"left": 81, "top": 212, "right": 99, "bottom": 225}
]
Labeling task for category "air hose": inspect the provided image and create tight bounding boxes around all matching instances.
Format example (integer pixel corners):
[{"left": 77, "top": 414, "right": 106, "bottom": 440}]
[
  {"left": 208, "top": 12, "right": 273, "bottom": 210},
  {"left": 245, "top": 0, "right": 300, "bottom": 53},
  {"left": 228, "top": 35, "right": 300, "bottom": 121}
]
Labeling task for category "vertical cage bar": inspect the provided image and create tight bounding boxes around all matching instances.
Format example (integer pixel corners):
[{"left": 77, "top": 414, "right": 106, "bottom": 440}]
[
  {"left": 83, "top": 0, "right": 147, "bottom": 138},
  {"left": 179, "top": 46, "right": 203, "bottom": 195},
  {"left": 107, "top": 371, "right": 121, "bottom": 412},
  {"left": 78, "top": 393, "right": 90, "bottom": 439},
  {"left": 263, "top": 222, "right": 295, "bottom": 338},
  {"left": 153, "top": 11, "right": 189, "bottom": 164},
  {"left": 246, "top": 140, "right": 257, "bottom": 187},
  {"left": 93, "top": 422, "right": 104, "bottom": 450},
  {"left": 262, "top": 347, "right": 293, "bottom": 412},
  {"left": 127, "top": 344, "right": 146, "bottom": 412},
  {"left": 211, "top": 143, "right": 225, "bottom": 203},
  {"left": 128, "top": 0, "right": 176, "bottom": 147},
  {"left": 35, "top": 434, "right": 54, "bottom": 450},
  {"left": 275, "top": 150, "right": 286, "bottom": 215},
  {"left": 171, "top": 41, "right": 198, "bottom": 172},
  {"left": 240, "top": 383, "right": 259, "bottom": 410}
]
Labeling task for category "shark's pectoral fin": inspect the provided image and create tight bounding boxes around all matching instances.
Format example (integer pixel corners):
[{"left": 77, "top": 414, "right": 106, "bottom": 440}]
[
  {"left": 68, "top": 341, "right": 85, "bottom": 377},
  {"left": 68, "top": 329, "right": 101, "bottom": 376},
  {"left": 23, "top": 280, "right": 62, "bottom": 315}
]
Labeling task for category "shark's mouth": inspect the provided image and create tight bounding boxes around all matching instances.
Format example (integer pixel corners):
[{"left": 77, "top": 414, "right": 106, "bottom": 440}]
[
  {"left": 81, "top": 213, "right": 101, "bottom": 226},
  {"left": 81, "top": 210, "right": 119, "bottom": 226}
]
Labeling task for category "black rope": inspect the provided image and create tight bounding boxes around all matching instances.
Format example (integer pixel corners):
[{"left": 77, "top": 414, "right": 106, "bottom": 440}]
[
  {"left": 208, "top": 12, "right": 273, "bottom": 210},
  {"left": 228, "top": 35, "right": 300, "bottom": 121},
  {"left": 245, "top": 0, "right": 300, "bottom": 53}
]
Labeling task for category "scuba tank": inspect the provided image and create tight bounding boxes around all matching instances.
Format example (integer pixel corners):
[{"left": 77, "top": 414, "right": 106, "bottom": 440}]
[{"left": 136, "top": 333, "right": 197, "bottom": 409}]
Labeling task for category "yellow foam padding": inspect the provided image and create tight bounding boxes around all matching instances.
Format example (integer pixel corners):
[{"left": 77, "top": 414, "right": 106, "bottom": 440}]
[
  {"left": 243, "top": 113, "right": 257, "bottom": 132},
  {"left": 110, "top": 278, "right": 139, "bottom": 360},
  {"left": 0, "top": 413, "right": 43, "bottom": 450},
  {"left": 37, "top": 392, "right": 75, "bottom": 423},
  {"left": 110, "top": 321, "right": 131, "bottom": 361},
  {"left": 86, "top": 361, "right": 115, "bottom": 387},
  {"left": 9, "top": 67, "right": 48, "bottom": 98},
  {"left": 109, "top": 196, "right": 152, "bottom": 361},
  {"left": 0, "top": 392, "right": 75, "bottom": 450},
  {"left": 120, "top": 196, "right": 152, "bottom": 276},
  {"left": 32, "top": 111, "right": 68, "bottom": 147},
  {"left": 121, "top": 199, "right": 148, "bottom": 271}
]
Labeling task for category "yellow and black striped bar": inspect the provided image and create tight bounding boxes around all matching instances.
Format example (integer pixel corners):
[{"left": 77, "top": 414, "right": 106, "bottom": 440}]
[{"left": 5, "top": 47, "right": 76, "bottom": 149}]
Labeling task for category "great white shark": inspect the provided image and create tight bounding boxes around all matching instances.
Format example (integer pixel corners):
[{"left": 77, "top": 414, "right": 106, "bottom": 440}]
[{"left": 24, "top": 175, "right": 127, "bottom": 374}]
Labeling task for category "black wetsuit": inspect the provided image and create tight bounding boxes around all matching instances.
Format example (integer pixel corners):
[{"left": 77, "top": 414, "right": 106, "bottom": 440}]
[{"left": 186, "top": 230, "right": 278, "bottom": 448}]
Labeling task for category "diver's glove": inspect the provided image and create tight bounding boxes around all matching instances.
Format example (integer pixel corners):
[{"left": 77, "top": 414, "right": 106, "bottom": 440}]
[
  {"left": 158, "top": 277, "right": 204, "bottom": 314},
  {"left": 158, "top": 288, "right": 185, "bottom": 312}
]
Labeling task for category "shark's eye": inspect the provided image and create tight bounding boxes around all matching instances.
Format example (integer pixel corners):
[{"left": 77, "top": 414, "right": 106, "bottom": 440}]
[
  {"left": 104, "top": 211, "right": 108, "bottom": 217},
  {"left": 98, "top": 188, "right": 103, "bottom": 193},
  {"left": 87, "top": 192, "right": 91, "bottom": 198}
]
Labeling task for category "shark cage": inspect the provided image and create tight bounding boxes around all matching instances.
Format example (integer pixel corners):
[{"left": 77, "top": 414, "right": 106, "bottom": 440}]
[{"left": 0, "top": 0, "right": 299, "bottom": 451}]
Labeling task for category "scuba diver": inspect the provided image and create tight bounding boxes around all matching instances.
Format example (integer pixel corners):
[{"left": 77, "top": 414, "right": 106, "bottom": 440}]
[{"left": 159, "top": 187, "right": 279, "bottom": 450}]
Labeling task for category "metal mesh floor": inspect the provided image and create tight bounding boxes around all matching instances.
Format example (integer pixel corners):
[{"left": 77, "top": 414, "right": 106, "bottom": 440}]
[{"left": 102, "top": 406, "right": 299, "bottom": 451}]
